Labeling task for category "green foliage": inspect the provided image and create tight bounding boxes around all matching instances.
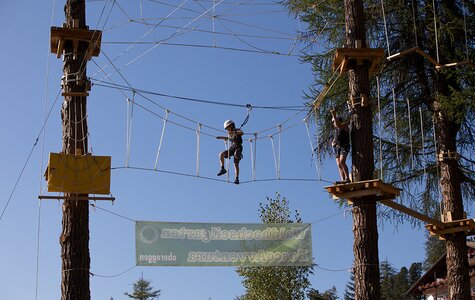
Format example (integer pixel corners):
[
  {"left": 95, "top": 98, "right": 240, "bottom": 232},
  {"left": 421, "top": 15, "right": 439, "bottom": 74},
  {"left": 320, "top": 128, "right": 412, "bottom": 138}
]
[
  {"left": 424, "top": 234, "right": 446, "bottom": 270},
  {"left": 307, "top": 286, "right": 339, "bottom": 300},
  {"left": 343, "top": 268, "right": 355, "bottom": 300},
  {"left": 235, "top": 193, "right": 314, "bottom": 300},
  {"left": 281, "top": 0, "right": 475, "bottom": 222},
  {"left": 379, "top": 260, "right": 423, "bottom": 300},
  {"left": 125, "top": 275, "right": 161, "bottom": 300}
]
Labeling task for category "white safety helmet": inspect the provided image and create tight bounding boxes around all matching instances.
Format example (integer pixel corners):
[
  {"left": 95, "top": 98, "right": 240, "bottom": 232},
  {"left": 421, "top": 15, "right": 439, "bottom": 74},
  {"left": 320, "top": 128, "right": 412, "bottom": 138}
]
[{"left": 223, "top": 119, "right": 235, "bottom": 129}]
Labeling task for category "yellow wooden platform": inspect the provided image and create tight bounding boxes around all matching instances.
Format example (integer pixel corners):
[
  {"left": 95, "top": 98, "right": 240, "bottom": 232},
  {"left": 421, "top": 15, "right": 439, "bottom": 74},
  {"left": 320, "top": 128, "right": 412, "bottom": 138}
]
[
  {"left": 332, "top": 48, "right": 385, "bottom": 75},
  {"left": 45, "top": 152, "right": 111, "bottom": 195},
  {"left": 50, "top": 26, "right": 102, "bottom": 59},
  {"left": 324, "top": 179, "right": 400, "bottom": 202},
  {"left": 425, "top": 219, "right": 475, "bottom": 240}
]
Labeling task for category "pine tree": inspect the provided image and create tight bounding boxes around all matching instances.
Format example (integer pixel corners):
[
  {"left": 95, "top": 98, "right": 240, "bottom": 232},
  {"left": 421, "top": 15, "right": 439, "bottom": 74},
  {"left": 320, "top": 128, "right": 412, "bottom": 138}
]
[
  {"left": 307, "top": 286, "right": 339, "bottom": 300},
  {"left": 424, "top": 234, "right": 446, "bottom": 270},
  {"left": 235, "top": 194, "right": 314, "bottom": 300},
  {"left": 124, "top": 275, "right": 161, "bottom": 300},
  {"left": 343, "top": 269, "right": 355, "bottom": 300},
  {"left": 283, "top": 1, "right": 475, "bottom": 298}
]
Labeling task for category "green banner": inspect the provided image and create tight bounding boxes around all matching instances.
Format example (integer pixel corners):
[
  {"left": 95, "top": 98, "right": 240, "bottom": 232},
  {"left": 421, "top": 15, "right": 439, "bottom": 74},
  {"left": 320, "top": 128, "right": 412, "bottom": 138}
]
[{"left": 136, "top": 221, "right": 313, "bottom": 267}]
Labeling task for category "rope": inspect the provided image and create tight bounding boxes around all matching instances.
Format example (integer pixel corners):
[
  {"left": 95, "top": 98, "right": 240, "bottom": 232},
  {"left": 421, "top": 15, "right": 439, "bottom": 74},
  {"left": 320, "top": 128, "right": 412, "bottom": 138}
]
[
  {"left": 377, "top": 77, "right": 383, "bottom": 180},
  {"left": 392, "top": 89, "right": 399, "bottom": 163},
  {"left": 411, "top": 0, "right": 418, "bottom": 47},
  {"left": 92, "top": 80, "right": 305, "bottom": 111},
  {"left": 253, "top": 133, "right": 258, "bottom": 180},
  {"left": 125, "top": 93, "right": 135, "bottom": 167},
  {"left": 419, "top": 107, "right": 426, "bottom": 174},
  {"left": 304, "top": 118, "right": 320, "bottom": 179},
  {"left": 154, "top": 109, "right": 169, "bottom": 170},
  {"left": 380, "top": 0, "right": 391, "bottom": 56},
  {"left": 1, "top": 90, "right": 61, "bottom": 222},
  {"left": 406, "top": 98, "right": 414, "bottom": 169},
  {"left": 432, "top": 0, "right": 440, "bottom": 63},
  {"left": 462, "top": 0, "right": 469, "bottom": 60},
  {"left": 196, "top": 123, "right": 201, "bottom": 177},
  {"left": 314, "top": 109, "right": 322, "bottom": 180}
]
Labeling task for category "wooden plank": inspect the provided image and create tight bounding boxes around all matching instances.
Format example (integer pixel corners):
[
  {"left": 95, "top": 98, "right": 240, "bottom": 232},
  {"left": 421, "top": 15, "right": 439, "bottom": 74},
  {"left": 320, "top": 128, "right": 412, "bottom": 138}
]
[
  {"left": 337, "top": 188, "right": 382, "bottom": 199},
  {"left": 50, "top": 27, "right": 102, "bottom": 57},
  {"left": 380, "top": 199, "right": 446, "bottom": 228},
  {"left": 62, "top": 92, "right": 89, "bottom": 97},
  {"left": 38, "top": 195, "right": 115, "bottom": 201},
  {"left": 428, "top": 224, "right": 475, "bottom": 236},
  {"left": 56, "top": 39, "right": 64, "bottom": 58},
  {"left": 386, "top": 47, "right": 419, "bottom": 61},
  {"left": 415, "top": 48, "right": 441, "bottom": 67}
]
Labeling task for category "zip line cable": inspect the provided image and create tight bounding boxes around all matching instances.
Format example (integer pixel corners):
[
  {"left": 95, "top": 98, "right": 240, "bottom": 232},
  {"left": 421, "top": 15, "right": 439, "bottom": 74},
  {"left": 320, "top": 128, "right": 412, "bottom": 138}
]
[
  {"left": 0, "top": 90, "right": 61, "bottom": 223},
  {"left": 92, "top": 80, "right": 305, "bottom": 111}
]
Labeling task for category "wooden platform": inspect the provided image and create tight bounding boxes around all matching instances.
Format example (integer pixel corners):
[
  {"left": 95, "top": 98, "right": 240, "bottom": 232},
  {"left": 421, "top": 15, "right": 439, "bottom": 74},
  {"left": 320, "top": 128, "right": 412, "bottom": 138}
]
[
  {"left": 425, "top": 219, "right": 475, "bottom": 240},
  {"left": 50, "top": 26, "right": 102, "bottom": 59},
  {"left": 332, "top": 48, "right": 385, "bottom": 75},
  {"left": 324, "top": 179, "right": 400, "bottom": 202}
]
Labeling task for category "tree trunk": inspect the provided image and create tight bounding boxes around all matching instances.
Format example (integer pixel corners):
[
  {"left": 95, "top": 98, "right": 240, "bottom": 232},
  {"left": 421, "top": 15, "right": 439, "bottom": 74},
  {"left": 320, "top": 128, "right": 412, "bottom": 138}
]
[
  {"left": 343, "top": 0, "right": 381, "bottom": 299},
  {"left": 432, "top": 103, "right": 470, "bottom": 300},
  {"left": 60, "top": 0, "right": 91, "bottom": 299}
]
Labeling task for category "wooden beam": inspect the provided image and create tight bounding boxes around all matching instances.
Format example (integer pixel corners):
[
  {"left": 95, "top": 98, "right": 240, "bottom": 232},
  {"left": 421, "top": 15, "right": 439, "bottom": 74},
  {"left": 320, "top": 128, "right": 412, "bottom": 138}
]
[
  {"left": 386, "top": 47, "right": 419, "bottom": 61},
  {"left": 56, "top": 39, "right": 64, "bottom": 58},
  {"left": 38, "top": 195, "right": 115, "bottom": 201},
  {"left": 415, "top": 48, "right": 441, "bottom": 67},
  {"left": 380, "top": 199, "right": 446, "bottom": 228},
  {"left": 62, "top": 92, "right": 89, "bottom": 97}
]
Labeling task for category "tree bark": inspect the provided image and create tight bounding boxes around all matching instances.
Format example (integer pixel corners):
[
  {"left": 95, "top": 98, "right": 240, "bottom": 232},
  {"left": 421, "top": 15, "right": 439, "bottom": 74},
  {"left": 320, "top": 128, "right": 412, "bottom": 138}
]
[
  {"left": 343, "top": 0, "right": 381, "bottom": 299},
  {"left": 432, "top": 102, "right": 470, "bottom": 300},
  {"left": 60, "top": 0, "right": 91, "bottom": 299}
]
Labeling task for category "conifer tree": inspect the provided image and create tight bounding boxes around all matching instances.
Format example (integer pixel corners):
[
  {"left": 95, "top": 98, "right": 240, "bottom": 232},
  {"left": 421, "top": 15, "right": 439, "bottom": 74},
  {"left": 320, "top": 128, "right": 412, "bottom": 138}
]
[
  {"left": 125, "top": 275, "right": 161, "bottom": 300},
  {"left": 343, "top": 269, "right": 355, "bottom": 300},
  {"left": 235, "top": 194, "right": 314, "bottom": 300},
  {"left": 283, "top": 1, "right": 474, "bottom": 298}
]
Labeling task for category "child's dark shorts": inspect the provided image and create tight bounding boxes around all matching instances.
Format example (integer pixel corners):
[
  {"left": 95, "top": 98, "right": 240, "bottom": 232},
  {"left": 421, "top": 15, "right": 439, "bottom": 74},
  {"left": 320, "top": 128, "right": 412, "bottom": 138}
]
[
  {"left": 333, "top": 145, "right": 349, "bottom": 158},
  {"left": 222, "top": 144, "right": 243, "bottom": 163}
]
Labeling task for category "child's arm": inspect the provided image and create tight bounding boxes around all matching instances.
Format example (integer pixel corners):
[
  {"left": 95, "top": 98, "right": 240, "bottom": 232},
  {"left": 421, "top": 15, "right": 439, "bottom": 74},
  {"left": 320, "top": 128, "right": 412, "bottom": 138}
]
[
  {"left": 216, "top": 136, "right": 228, "bottom": 140},
  {"left": 235, "top": 128, "right": 244, "bottom": 136}
]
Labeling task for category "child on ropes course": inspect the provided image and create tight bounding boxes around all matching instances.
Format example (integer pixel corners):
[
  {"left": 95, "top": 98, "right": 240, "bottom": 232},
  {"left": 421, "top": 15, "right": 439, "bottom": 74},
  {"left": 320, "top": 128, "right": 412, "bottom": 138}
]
[
  {"left": 216, "top": 119, "right": 244, "bottom": 185},
  {"left": 331, "top": 109, "right": 351, "bottom": 184}
]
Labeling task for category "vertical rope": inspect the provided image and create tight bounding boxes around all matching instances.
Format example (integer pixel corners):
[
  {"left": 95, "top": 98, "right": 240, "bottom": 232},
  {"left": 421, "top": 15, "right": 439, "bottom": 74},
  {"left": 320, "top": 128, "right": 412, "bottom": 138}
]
[
  {"left": 419, "top": 107, "right": 426, "bottom": 174},
  {"left": 125, "top": 94, "right": 135, "bottom": 167},
  {"left": 35, "top": 200, "right": 42, "bottom": 300},
  {"left": 253, "top": 133, "right": 258, "bottom": 181},
  {"left": 225, "top": 140, "right": 230, "bottom": 182},
  {"left": 212, "top": 0, "right": 216, "bottom": 47},
  {"left": 432, "top": 0, "right": 440, "bottom": 63},
  {"left": 406, "top": 98, "right": 414, "bottom": 169},
  {"left": 154, "top": 109, "right": 169, "bottom": 170},
  {"left": 380, "top": 0, "right": 391, "bottom": 55},
  {"left": 277, "top": 125, "right": 282, "bottom": 179},
  {"left": 249, "top": 138, "right": 254, "bottom": 181},
  {"left": 377, "top": 77, "right": 383, "bottom": 180},
  {"left": 196, "top": 123, "right": 201, "bottom": 177},
  {"left": 270, "top": 135, "right": 279, "bottom": 179},
  {"left": 304, "top": 118, "right": 320, "bottom": 178},
  {"left": 462, "top": 0, "right": 469, "bottom": 60},
  {"left": 411, "top": 0, "right": 418, "bottom": 47},
  {"left": 392, "top": 89, "right": 399, "bottom": 163},
  {"left": 314, "top": 114, "right": 322, "bottom": 180}
]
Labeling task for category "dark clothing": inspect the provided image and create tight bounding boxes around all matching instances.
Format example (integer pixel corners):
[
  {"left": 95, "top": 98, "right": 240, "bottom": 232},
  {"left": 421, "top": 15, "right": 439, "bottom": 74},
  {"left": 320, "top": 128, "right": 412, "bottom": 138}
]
[
  {"left": 222, "top": 129, "right": 243, "bottom": 163},
  {"left": 334, "top": 127, "right": 350, "bottom": 147},
  {"left": 228, "top": 130, "right": 243, "bottom": 146},
  {"left": 333, "top": 127, "right": 350, "bottom": 158},
  {"left": 222, "top": 144, "right": 243, "bottom": 163}
]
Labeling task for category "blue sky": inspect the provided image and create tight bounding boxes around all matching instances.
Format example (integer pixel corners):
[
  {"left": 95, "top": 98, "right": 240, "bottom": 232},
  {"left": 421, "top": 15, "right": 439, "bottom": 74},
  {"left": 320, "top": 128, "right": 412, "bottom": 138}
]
[{"left": 0, "top": 0, "right": 432, "bottom": 299}]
